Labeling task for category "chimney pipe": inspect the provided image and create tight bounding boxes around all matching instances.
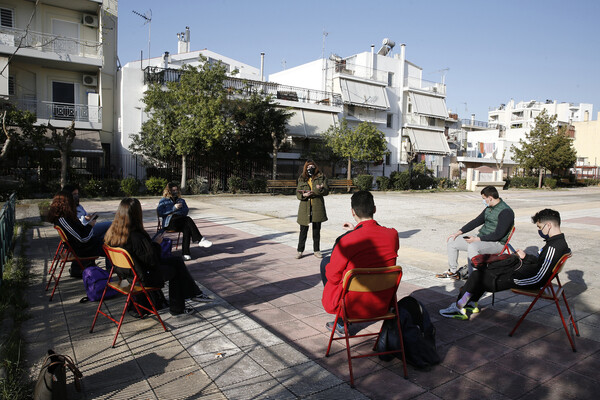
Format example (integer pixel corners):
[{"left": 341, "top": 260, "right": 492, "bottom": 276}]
[
  {"left": 260, "top": 52, "right": 265, "bottom": 82},
  {"left": 163, "top": 51, "right": 169, "bottom": 69}
]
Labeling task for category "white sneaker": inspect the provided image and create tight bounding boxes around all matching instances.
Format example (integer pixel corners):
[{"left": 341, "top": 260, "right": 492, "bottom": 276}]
[
  {"left": 198, "top": 238, "right": 212, "bottom": 248},
  {"left": 183, "top": 255, "right": 192, "bottom": 261},
  {"left": 439, "top": 302, "right": 468, "bottom": 320}
]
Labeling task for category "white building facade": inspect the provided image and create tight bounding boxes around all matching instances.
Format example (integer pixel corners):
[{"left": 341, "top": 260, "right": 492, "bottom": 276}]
[
  {"left": 269, "top": 40, "right": 452, "bottom": 178},
  {"left": 117, "top": 27, "right": 262, "bottom": 178},
  {"left": 0, "top": 0, "right": 118, "bottom": 173},
  {"left": 457, "top": 99, "right": 593, "bottom": 177}
]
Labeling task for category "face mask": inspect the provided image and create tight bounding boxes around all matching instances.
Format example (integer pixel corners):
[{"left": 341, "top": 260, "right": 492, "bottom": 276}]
[
  {"left": 538, "top": 224, "right": 550, "bottom": 240},
  {"left": 307, "top": 167, "right": 315, "bottom": 177},
  {"left": 482, "top": 199, "right": 488, "bottom": 207},
  {"left": 171, "top": 190, "right": 178, "bottom": 198}
]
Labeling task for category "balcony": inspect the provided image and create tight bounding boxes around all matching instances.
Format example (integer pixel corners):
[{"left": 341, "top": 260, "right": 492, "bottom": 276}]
[
  {"left": 331, "top": 62, "right": 389, "bottom": 84},
  {"left": 12, "top": 98, "right": 102, "bottom": 129},
  {"left": 0, "top": 26, "right": 102, "bottom": 65},
  {"left": 143, "top": 67, "right": 343, "bottom": 108},
  {"left": 404, "top": 77, "right": 446, "bottom": 95},
  {"left": 461, "top": 119, "right": 489, "bottom": 128}
]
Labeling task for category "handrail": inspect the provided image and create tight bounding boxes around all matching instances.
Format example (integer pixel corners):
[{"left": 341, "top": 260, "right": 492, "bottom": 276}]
[{"left": 0, "top": 193, "right": 17, "bottom": 288}]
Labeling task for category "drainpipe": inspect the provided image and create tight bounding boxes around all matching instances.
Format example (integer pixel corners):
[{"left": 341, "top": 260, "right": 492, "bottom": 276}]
[
  {"left": 260, "top": 52, "right": 265, "bottom": 82},
  {"left": 371, "top": 44, "right": 375, "bottom": 79},
  {"left": 398, "top": 44, "right": 406, "bottom": 168}
]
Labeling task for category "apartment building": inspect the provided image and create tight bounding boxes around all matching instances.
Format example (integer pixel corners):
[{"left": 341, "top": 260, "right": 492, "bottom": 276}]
[
  {"left": 457, "top": 100, "right": 593, "bottom": 177},
  {"left": 572, "top": 112, "right": 600, "bottom": 179},
  {"left": 0, "top": 0, "right": 118, "bottom": 175},
  {"left": 269, "top": 39, "right": 452, "bottom": 177},
  {"left": 118, "top": 27, "right": 343, "bottom": 179}
]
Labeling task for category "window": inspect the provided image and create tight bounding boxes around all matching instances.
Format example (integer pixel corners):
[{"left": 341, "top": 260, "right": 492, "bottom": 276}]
[
  {"left": 385, "top": 153, "right": 391, "bottom": 166},
  {"left": 407, "top": 101, "right": 412, "bottom": 114},
  {"left": 428, "top": 117, "right": 436, "bottom": 126},
  {"left": 0, "top": 8, "right": 13, "bottom": 28},
  {"left": 8, "top": 75, "right": 14, "bottom": 95},
  {"left": 387, "top": 72, "right": 394, "bottom": 87},
  {"left": 386, "top": 113, "right": 393, "bottom": 128}
]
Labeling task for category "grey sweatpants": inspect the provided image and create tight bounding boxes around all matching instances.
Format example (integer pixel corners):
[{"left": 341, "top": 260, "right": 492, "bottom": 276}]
[{"left": 447, "top": 236, "right": 504, "bottom": 274}]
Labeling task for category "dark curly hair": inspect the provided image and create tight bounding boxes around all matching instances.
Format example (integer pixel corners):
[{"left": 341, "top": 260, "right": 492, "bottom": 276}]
[{"left": 48, "top": 190, "right": 76, "bottom": 223}]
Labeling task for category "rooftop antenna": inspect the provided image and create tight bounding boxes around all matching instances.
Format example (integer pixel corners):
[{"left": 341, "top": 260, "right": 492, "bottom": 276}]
[
  {"left": 321, "top": 28, "right": 328, "bottom": 92},
  {"left": 132, "top": 9, "right": 152, "bottom": 68},
  {"left": 281, "top": 59, "right": 287, "bottom": 70}
]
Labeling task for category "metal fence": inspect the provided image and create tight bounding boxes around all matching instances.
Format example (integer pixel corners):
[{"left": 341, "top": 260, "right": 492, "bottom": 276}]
[{"left": 0, "top": 193, "right": 17, "bottom": 288}]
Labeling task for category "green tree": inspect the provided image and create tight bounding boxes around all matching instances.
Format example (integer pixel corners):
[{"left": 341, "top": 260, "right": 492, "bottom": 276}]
[
  {"left": 132, "top": 57, "right": 232, "bottom": 189},
  {"left": 47, "top": 122, "right": 76, "bottom": 188},
  {"left": 322, "top": 118, "right": 389, "bottom": 181},
  {"left": 224, "top": 91, "right": 292, "bottom": 177},
  {"left": 512, "top": 109, "right": 577, "bottom": 188}
]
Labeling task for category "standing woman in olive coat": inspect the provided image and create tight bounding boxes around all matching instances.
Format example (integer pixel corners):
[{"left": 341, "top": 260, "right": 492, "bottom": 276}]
[{"left": 296, "top": 160, "right": 329, "bottom": 259}]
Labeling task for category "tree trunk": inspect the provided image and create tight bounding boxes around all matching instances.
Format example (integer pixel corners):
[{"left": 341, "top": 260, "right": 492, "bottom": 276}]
[
  {"left": 538, "top": 167, "right": 543, "bottom": 188},
  {"left": 60, "top": 149, "right": 68, "bottom": 188},
  {"left": 181, "top": 154, "right": 187, "bottom": 190},
  {"left": 347, "top": 157, "right": 352, "bottom": 192},
  {"left": 272, "top": 146, "right": 278, "bottom": 179}
]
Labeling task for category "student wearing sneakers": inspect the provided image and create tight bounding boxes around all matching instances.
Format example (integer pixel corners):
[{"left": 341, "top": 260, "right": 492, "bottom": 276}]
[
  {"left": 321, "top": 191, "right": 399, "bottom": 334},
  {"left": 105, "top": 198, "right": 211, "bottom": 316},
  {"left": 157, "top": 182, "right": 212, "bottom": 261},
  {"left": 440, "top": 208, "right": 570, "bottom": 320},
  {"left": 436, "top": 185, "right": 514, "bottom": 280}
]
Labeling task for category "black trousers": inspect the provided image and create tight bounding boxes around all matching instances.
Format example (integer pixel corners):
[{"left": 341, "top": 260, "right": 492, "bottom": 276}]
[
  {"left": 159, "top": 256, "right": 202, "bottom": 313},
  {"left": 167, "top": 215, "right": 203, "bottom": 256},
  {"left": 297, "top": 222, "right": 321, "bottom": 252},
  {"left": 457, "top": 268, "right": 515, "bottom": 303}
]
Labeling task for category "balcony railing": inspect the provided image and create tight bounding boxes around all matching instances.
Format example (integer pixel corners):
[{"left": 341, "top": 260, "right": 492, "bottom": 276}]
[
  {"left": 461, "top": 119, "right": 489, "bottom": 128},
  {"left": 12, "top": 98, "right": 102, "bottom": 123},
  {"left": 404, "top": 77, "right": 446, "bottom": 95},
  {"left": 143, "top": 67, "right": 343, "bottom": 107},
  {"left": 330, "top": 62, "right": 390, "bottom": 84},
  {"left": 0, "top": 26, "right": 102, "bottom": 59}
]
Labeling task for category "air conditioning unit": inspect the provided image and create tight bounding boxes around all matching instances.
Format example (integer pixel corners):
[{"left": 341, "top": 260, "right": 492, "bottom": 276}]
[
  {"left": 83, "top": 74, "right": 97, "bottom": 86},
  {"left": 82, "top": 14, "right": 98, "bottom": 27}
]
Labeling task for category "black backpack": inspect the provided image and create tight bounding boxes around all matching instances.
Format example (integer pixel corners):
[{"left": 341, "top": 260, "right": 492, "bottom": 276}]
[{"left": 376, "top": 296, "right": 440, "bottom": 370}]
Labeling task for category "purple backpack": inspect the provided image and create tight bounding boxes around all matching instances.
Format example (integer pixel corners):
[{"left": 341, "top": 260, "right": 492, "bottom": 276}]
[{"left": 81, "top": 266, "right": 118, "bottom": 302}]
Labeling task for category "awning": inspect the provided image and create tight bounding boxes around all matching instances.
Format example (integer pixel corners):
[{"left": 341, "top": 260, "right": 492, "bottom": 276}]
[
  {"left": 340, "top": 78, "right": 389, "bottom": 110},
  {"left": 43, "top": 129, "right": 104, "bottom": 154},
  {"left": 10, "top": 126, "right": 104, "bottom": 154},
  {"left": 409, "top": 92, "right": 448, "bottom": 118},
  {"left": 286, "top": 109, "right": 338, "bottom": 138},
  {"left": 406, "top": 128, "right": 451, "bottom": 155}
]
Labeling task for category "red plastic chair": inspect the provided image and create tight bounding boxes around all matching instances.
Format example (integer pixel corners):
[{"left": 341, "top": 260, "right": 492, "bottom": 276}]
[
  {"left": 156, "top": 211, "right": 181, "bottom": 250},
  {"left": 325, "top": 266, "right": 407, "bottom": 387},
  {"left": 509, "top": 253, "right": 579, "bottom": 351},
  {"left": 499, "top": 226, "right": 516, "bottom": 255},
  {"left": 46, "top": 226, "right": 99, "bottom": 301},
  {"left": 90, "top": 244, "right": 167, "bottom": 348}
]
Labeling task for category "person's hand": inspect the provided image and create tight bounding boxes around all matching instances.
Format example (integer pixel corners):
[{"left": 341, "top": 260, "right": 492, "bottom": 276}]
[
  {"left": 175, "top": 202, "right": 182, "bottom": 209},
  {"left": 89, "top": 219, "right": 97, "bottom": 227},
  {"left": 316, "top": 184, "right": 323, "bottom": 190},
  {"left": 84, "top": 215, "right": 92, "bottom": 221},
  {"left": 302, "top": 191, "right": 312, "bottom": 198},
  {"left": 342, "top": 222, "right": 354, "bottom": 231},
  {"left": 447, "top": 232, "right": 461, "bottom": 242},
  {"left": 516, "top": 249, "right": 526, "bottom": 259},
  {"left": 464, "top": 236, "right": 479, "bottom": 244}
]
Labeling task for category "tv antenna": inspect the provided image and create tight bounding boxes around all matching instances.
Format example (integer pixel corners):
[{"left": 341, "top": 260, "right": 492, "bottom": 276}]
[{"left": 132, "top": 9, "right": 152, "bottom": 67}]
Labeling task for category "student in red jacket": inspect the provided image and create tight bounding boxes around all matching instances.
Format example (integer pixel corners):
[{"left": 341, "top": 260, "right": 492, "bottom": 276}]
[{"left": 321, "top": 191, "right": 399, "bottom": 334}]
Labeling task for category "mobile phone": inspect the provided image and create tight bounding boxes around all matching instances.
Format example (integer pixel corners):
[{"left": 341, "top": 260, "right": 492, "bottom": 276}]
[
  {"left": 91, "top": 214, "right": 99, "bottom": 221},
  {"left": 463, "top": 236, "right": 470, "bottom": 239}
]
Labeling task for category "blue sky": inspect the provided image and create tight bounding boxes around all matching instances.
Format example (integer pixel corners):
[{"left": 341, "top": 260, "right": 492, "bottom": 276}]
[{"left": 118, "top": 0, "right": 600, "bottom": 121}]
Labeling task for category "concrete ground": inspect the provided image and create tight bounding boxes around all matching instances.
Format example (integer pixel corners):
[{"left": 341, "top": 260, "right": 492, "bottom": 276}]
[{"left": 18, "top": 187, "right": 600, "bottom": 399}]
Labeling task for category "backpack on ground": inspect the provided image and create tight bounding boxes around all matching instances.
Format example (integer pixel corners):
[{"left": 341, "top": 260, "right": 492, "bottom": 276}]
[
  {"left": 81, "top": 265, "right": 118, "bottom": 302},
  {"left": 376, "top": 296, "right": 440, "bottom": 370}
]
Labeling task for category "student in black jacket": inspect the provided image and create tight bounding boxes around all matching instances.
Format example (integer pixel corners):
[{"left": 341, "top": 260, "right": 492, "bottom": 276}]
[
  {"left": 48, "top": 191, "right": 107, "bottom": 274},
  {"left": 440, "top": 208, "right": 570, "bottom": 320},
  {"left": 104, "top": 198, "right": 211, "bottom": 316}
]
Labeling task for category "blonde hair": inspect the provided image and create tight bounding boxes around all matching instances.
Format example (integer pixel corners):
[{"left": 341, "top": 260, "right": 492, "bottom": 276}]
[{"left": 162, "top": 182, "right": 178, "bottom": 198}]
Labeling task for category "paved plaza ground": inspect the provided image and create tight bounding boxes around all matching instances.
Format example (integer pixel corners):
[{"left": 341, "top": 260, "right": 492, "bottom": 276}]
[{"left": 17, "top": 187, "right": 600, "bottom": 399}]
